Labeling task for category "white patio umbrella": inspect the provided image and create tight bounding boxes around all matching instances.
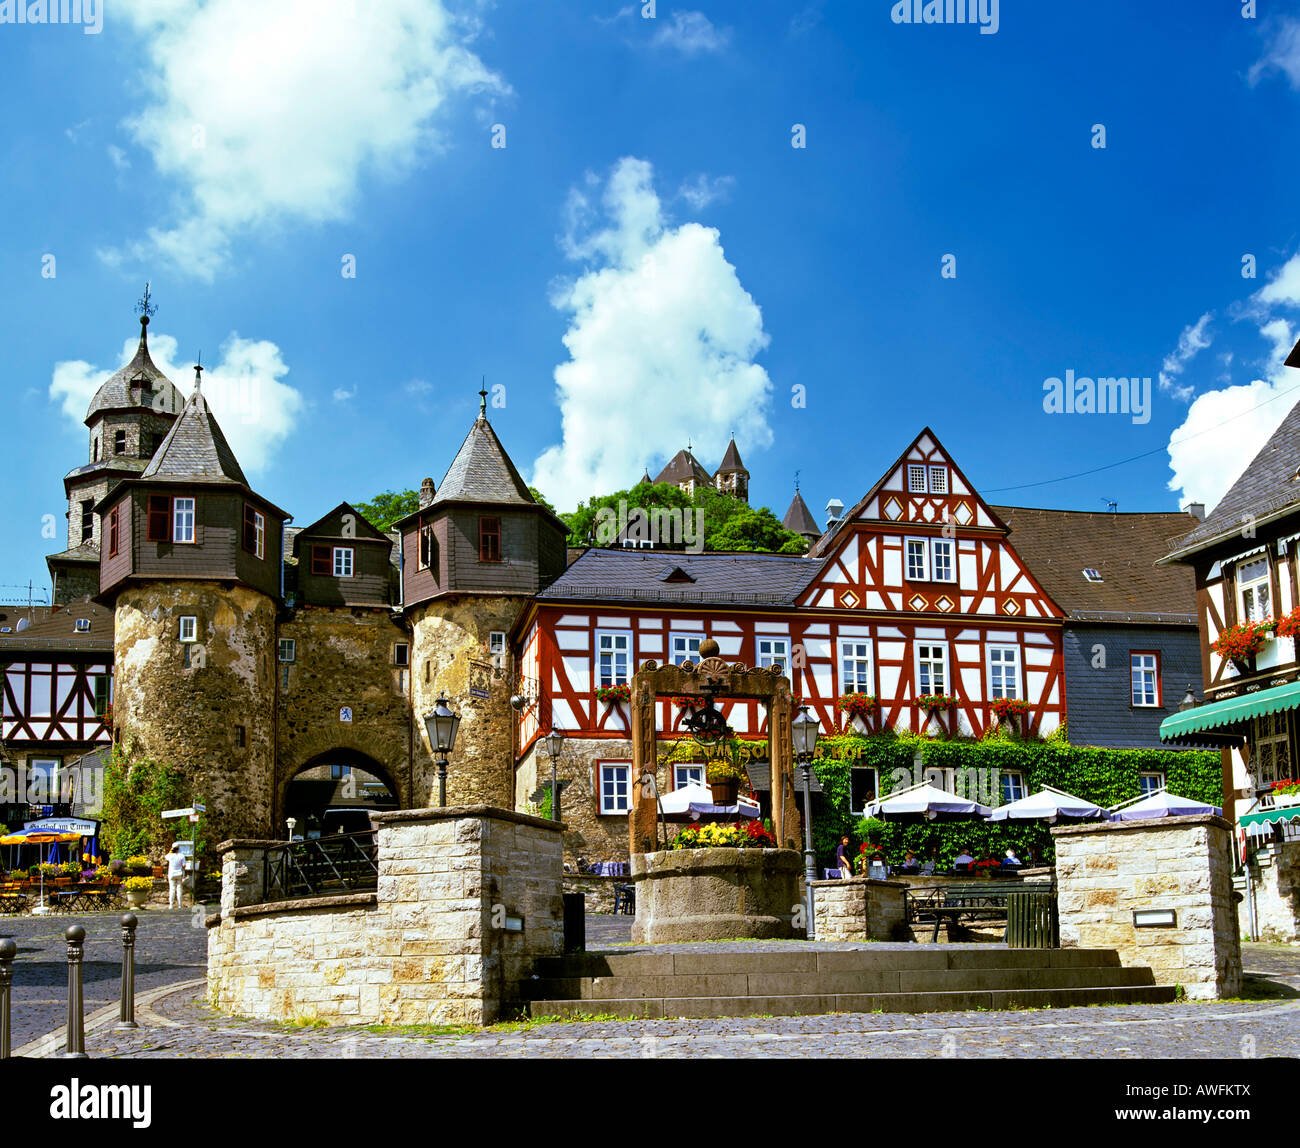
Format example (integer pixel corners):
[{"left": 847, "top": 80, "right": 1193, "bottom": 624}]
[
  {"left": 864, "top": 781, "right": 992, "bottom": 820},
  {"left": 1107, "top": 788, "right": 1222, "bottom": 821},
  {"left": 657, "top": 781, "right": 761, "bottom": 820},
  {"left": 987, "top": 785, "right": 1105, "bottom": 823}
]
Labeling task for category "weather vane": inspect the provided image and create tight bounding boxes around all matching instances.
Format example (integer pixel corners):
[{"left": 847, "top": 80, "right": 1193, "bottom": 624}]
[
  {"left": 136, "top": 282, "right": 156, "bottom": 320},
  {"left": 795, "top": 469, "right": 801, "bottom": 492}
]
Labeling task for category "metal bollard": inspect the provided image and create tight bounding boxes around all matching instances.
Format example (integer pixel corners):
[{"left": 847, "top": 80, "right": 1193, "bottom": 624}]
[
  {"left": 0, "top": 939, "right": 15, "bottom": 1059},
  {"left": 63, "top": 925, "right": 87, "bottom": 1059},
  {"left": 118, "top": 914, "right": 139, "bottom": 1029}
]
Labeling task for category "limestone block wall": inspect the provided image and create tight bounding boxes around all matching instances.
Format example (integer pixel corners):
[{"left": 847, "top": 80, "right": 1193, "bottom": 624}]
[
  {"left": 114, "top": 582, "right": 277, "bottom": 844},
  {"left": 1052, "top": 814, "right": 1241, "bottom": 1000},
  {"left": 1249, "top": 840, "right": 1300, "bottom": 943},
  {"left": 810, "top": 877, "right": 908, "bottom": 942},
  {"left": 207, "top": 806, "right": 563, "bottom": 1026}
]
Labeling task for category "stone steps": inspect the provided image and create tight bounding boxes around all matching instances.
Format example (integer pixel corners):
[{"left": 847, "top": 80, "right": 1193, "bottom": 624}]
[{"left": 524, "top": 947, "right": 1176, "bottom": 1018}]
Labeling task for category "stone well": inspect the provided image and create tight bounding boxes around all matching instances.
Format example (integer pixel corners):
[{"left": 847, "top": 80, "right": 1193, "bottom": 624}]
[{"left": 630, "top": 847, "right": 802, "bottom": 943}]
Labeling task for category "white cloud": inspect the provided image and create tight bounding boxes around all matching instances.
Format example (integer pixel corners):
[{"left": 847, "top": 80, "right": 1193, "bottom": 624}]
[
  {"left": 49, "top": 328, "right": 303, "bottom": 473},
  {"left": 1249, "top": 17, "right": 1300, "bottom": 89},
  {"left": 1158, "top": 312, "right": 1212, "bottom": 401},
  {"left": 332, "top": 386, "right": 357, "bottom": 403},
  {"left": 107, "top": 145, "right": 130, "bottom": 171},
  {"left": 532, "top": 157, "right": 773, "bottom": 511},
  {"left": 103, "top": 0, "right": 506, "bottom": 278},
  {"left": 677, "top": 173, "right": 734, "bottom": 210},
  {"left": 1256, "top": 251, "right": 1300, "bottom": 308},
  {"left": 652, "top": 10, "right": 730, "bottom": 55}
]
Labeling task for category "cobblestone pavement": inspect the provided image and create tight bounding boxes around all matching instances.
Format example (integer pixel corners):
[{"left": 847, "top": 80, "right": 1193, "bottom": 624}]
[
  {"left": 45, "top": 925, "right": 1300, "bottom": 1060},
  {"left": 1, "top": 906, "right": 209, "bottom": 1048}
]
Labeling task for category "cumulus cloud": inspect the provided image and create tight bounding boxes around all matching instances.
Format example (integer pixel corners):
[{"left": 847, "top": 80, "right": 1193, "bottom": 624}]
[
  {"left": 1165, "top": 259, "right": 1300, "bottom": 512},
  {"left": 103, "top": 0, "right": 505, "bottom": 278},
  {"left": 532, "top": 157, "right": 773, "bottom": 511},
  {"left": 1249, "top": 17, "right": 1300, "bottom": 89},
  {"left": 652, "top": 10, "right": 730, "bottom": 55},
  {"left": 332, "top": 386, "right": 357, "bottom": 403},
  {"left": 1158, "top": 313, "right": 1212, "bottom": 401},
  {"left": 677, "top": 173, "right": 734, "bottom": 210},
  {"left": 49, "top": 328, "right": 303, "bottom": 473}
]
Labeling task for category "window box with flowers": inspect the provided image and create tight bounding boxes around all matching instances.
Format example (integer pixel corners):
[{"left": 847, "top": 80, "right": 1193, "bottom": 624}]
[
  {"left": 989, "top": 697, "right": 1030, "bottom": 736},
  {"left": 1212, "top": 620, "right": 1275, "bottom": 671},
  {"left": 836, "top": 693, "right": 878, "bottom": 731},
  {"left": 1271, "top": 778, "right": 1300, "bottom": 808},
  {"left": 595, "top": 684, "right": 631, "bottom": 707}
]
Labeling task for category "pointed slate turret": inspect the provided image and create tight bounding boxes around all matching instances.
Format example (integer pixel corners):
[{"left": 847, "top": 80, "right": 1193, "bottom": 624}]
[
  {"left": 654, "top": 448, "right": 713, "bottom": 492},
  {"left": 429, "top": 403, "right": 535, "bottom": 509},
  {"left": 713, "top": 436, "right": 749, "bottom": 502},
  {"left": 139, "top": 384, "right": 250, "bottom": 487},
  {"left": 85, "top": 313, "right": 184, "bottom": 426},
  {"left": 782, "top": 489, "right": 822, "bottom": 545}
]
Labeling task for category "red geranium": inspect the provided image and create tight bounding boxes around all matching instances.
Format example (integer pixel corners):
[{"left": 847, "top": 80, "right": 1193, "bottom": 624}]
[{"left": 1212, "top": 621, "right": 1273, "bottom": 662}]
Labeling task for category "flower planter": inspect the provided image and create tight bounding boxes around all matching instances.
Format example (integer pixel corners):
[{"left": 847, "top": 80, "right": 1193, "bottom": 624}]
[
  {"left": 629, "top": 847, "right": 802, "bottom": 943},
  {"left": 1272, "top": 793, "right": 1300, "bottom": 808},
  {"left": 125, "top": 887, "right": 149, "bottom": 908},
  {"left": 709, "top": 779, "right": 739, "bottom": 804}
]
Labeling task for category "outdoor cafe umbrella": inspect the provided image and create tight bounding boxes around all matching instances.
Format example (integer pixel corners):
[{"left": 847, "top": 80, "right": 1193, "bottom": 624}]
[
  {"left": 987, "top": 785, "right": 1105, "bottom": 824},
  {"left": 1107, "top": 789, "right": 1222, "bottom": 821},
  {"left": 657, "top": 780, "right": 761, "bottom": 820},
  {"left": 864, "top": 781, "right": 992, "bottom": 820},
  {"left": 0, "top": 829, "right": 82, "bottom": 912}
]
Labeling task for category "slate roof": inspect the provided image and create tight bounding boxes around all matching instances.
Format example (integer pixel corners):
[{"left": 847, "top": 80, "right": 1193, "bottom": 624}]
[
  {"left": 654, "top": 449, "right": 714, "bottom": 488},
  {"left": 45, "top": 542, "right": 100, "bottom": 565},
  {"left": 1161, "top": 398, "right": 1300, "bottom": 562},
  {"left": 717, "top": 438, "right": 746, "bottom": 474},
  {"left": 782, "top": 491, "right": 821, "bottom": 540},
  {"left": 84, "top": 317, "right": 183, "bottom": 425},
  {"left": 537, "top": 548, "right": 824, "bottom": 605},
  {"left": 431, "top": 414, "right": 535, "bottom": 508},
  {"left": 0, "top": 602, "right": 113, "bottom": 652},
  {"left": 990, "top": 505, "right": 1200, "bottom": 624},
  {"left": 140, "top": 385, "right": 249, "bottom": 487}
]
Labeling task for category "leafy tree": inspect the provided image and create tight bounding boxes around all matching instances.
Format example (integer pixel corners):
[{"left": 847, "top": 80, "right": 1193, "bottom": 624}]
[
  {"left": 528, "top": 486, "right": 555, "bottom": 513},
  {"left": 707, "top": 506, "right": 807, "bottom": 553},
  {"left": 353, "top": 490, "right": 418, "bottom": 532},
  {"left": 562, "top": 483, "right": 694, "bottom": 546}
]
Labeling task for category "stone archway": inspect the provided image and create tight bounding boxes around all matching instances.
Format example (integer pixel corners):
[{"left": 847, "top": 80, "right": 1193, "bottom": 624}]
[
  {"left": 627, "top": 640, "right": 799, "bottom": 856},
  {"left": 275, "top": 722, "right": 412, "bottom": 833},
  {"left": 279, "top": 748, "right": 403, "bottom": 839}
]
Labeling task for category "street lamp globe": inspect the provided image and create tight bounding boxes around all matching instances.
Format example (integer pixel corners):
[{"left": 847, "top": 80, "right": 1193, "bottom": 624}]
[
  {"left": 424, "top": 695, "right": 461, "bottom": 753},
  {"left": 545, "top": 729, "right": 565, "bottom": 759},
  {"left": 792, "top": 705, "right": 820, "bottom": 759}
]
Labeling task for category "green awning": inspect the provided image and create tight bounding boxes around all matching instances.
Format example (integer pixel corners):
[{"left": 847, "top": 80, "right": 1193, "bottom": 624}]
[
  {"left": 1160, "top": 679, "right": 1300, "bottom": 742},
  {"left": 1240, "top": 804, "right": 1300, "bottom": 836}
]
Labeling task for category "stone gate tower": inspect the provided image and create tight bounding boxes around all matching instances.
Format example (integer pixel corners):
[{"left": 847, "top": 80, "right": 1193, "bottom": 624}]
[
  {"left": 97, "top": 369, "right": 287, "bottom": 845},
  {"left": 397, "top": 392, "right": 568, "bottom": 807}
]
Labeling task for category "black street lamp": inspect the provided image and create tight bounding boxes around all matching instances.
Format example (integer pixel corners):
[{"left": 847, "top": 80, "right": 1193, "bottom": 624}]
[
  {"left": 423, "top": 695, "right": 461, "bottom": 807},
  {"left": 792, "top": 705, "right": 821, "bottom": 939},
  {"left": 544, "top": 729, "right": 565, "bottom": 824}
]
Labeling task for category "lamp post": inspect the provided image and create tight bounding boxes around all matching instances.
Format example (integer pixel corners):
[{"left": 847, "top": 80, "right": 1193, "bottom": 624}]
[
  {"left": 544, "top": 729, "right": 565, "bottom": 824},
  {"left": 286, "top": 817, "right": 297, "bottom": 842},
  {"left": 1179, "top": 685, "right": 1197, "bottom": 712},
  {"left": 792, "top": 705, "right": 821, "bottom": 940},
  {"left": 423, "top": 695, "right": 461, "bottom": 807}
]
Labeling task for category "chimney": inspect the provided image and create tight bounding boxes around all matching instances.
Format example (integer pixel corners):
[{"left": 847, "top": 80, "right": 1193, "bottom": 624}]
[
  {"left": 419, "top": 478, "right": 436, "bottom": 509},
  {"left": 825, "top": 498, "right": 845, "bottom": 529},
  {"left": 1185, "top": 502, "right": 1205, "bottom": 521}
]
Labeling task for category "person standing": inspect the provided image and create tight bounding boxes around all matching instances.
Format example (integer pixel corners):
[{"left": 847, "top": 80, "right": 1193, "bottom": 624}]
[
  {"left": 166, "top": 843, "right": 185, "bottom": 908},
  {"left": 835, "top": 834, "right": 852, "bottom": 877}
]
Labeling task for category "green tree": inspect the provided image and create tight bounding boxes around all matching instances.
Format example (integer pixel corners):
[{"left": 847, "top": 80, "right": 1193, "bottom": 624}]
[
  {"left": 100, "top": 743, "right": 192, "bottom": 862},
  {"left": 528, "top": 486, "right": 555, "bottom": 513},
  {"left": 561, "top": 483, "right": 694, "bottom": 546},
  {"left": 707, "top": 506, "right": 807, "bottom": 553},
  {"left": 353, "top": 490, "right": 418, "bottom": 532}
]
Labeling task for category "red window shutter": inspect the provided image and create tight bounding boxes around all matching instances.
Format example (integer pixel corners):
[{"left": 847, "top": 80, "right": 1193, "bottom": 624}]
[
  {"left": 108, "top": 507, "right": 119, "bottom": 558},
  {"left": 311, "top": 545, "right": 331, "bottom": 575},
  {"left": 147, "top": 495, "right": 170, "bottom": 541},
  {"left": 243, "top": 504, "right": 257, "bottom": 553}
]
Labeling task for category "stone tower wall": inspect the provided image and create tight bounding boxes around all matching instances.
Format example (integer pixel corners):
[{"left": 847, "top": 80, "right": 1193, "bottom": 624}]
[
  {"left": 409, "top": 596, "right": 526, "bottom": 808},
  {"left": 113, "top": 581, "right": 277, "bottom": 846}
]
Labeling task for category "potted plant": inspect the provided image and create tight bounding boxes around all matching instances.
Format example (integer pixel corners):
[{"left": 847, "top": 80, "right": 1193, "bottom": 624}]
[
  {"left": 1275, "top": 609, "right": 1300, "bottom": 640},
  {"left": 595, "top": 684, "right": 631, "bottom": 708},
  {"left": 60, "top": 861, "right": 83, "bottom": 881},
  {"left": 989, "top": 696, "right": 1030, "bottom": 736},
  {"left": 705, "top": 759, "right": 747, "bottom": 805},
  {"left": 1212, "top": 620, "right": 1274, "bottom": 671},
  {"left": 122, "top": 875, "right": 153, "bottom": 908},
  {"left": 124, "top": 854, "right": 152, "bottom": 878}
]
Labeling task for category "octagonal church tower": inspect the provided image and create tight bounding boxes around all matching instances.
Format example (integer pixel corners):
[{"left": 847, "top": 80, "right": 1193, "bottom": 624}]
[
  {"left": 96, "top": 367, "right": 288, "bottom": 845},
  {"left": 398, "top": 391, "right": 568, "bottom": 808}
]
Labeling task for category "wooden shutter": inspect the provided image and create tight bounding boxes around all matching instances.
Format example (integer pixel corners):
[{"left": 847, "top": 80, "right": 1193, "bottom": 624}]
[
  {"left": 108, "top": 507, "right": 119, "bottom": 558},
  {"left": 242, "top": 504, "right": 258, "bottom": 553},
  {"left": 311, "top": 545, "right": 331, "bottom": 575},
  {"left": 146, "top": 495, "right": 170, "bottom": 541}
]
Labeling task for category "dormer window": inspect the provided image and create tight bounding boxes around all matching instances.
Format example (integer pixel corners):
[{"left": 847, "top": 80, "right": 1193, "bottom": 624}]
[
  {"left": 1083, "top": 569, "right": 1103, "bottom": 582},
  {"left": 479, "top": 517, "right": 501, "bottom": 563},
  {"left": 74, "top": 618, "right": 90, "bottom": 633}
]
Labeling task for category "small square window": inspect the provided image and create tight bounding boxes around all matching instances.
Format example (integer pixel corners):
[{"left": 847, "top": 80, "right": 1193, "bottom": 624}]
[
  {"left": 928, "top": 466, "right": 948, "bottom": 494},
  {"left": 1082, "top": 568, "right": 1103, "bottom": 583},
  {"left": 599, "top": 764, "right": 631, "bottom": 815},
  {"left": 394, "top": 643, "right": 410, "bottom": 667},
  {"left": 488, "top": 632, "right": 506, "bottom": 656},
  {"left": 1139, "top": 772, "right": 1164, "bottom": 796},
  {"left": 179, "top": 616, "right": 197, "bottom": 643},
  {"left": 907, "top": 464, "right": 928, "bottom": 493},
  {"left": 1000, "top": 771, "right": 1026, "bottom": 804},
  {"left": 674, "top": 764, "right": 705, "bottom": 789},
  {"left": 74, "top": 618, "right": 90, "bottom": 633},
  {"left": 278, "top": 639, "right": 296, "bottom": 663},
  {"left": 333, "top": 547, "right": 354, "bottom": 578}
]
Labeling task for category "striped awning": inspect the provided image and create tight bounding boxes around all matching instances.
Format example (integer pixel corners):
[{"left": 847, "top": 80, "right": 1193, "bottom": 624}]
[
  {"left": 1241, "top": 804, "right": 1300, "bottom": 837},
  {"left": 1160, "top": 680, "right": 1300, "bottom": 742}
]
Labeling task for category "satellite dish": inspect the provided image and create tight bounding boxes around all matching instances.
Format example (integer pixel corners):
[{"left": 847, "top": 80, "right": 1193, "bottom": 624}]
[{"left": 15, "top": 618, "right": 30, "bottom": 632}]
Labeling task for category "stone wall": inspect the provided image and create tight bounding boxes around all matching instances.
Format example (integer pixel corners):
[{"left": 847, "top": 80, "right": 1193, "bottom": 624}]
[
  {"left": 207, "top": 805, "right": 563, "bottom": 1026},
  {"left": 1052, "top": 814, "right": 1241, "bottom": 1000},
  {"left": 1247, "top": 839, "right": 1300, "bottom": 943},
  {"left": 114, "top": 582, "right": 277, "bottom": 844},
  {"left": 810, "top": 877, "right": 908, "bottom": 942}
]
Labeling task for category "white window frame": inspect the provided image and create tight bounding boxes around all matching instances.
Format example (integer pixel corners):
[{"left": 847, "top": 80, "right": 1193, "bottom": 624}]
[
  {"left": 1000, "top": 770, "right": 1026, "bottom": 804},
  {"left": 674, "top": 763, "right": 705, "bottom": 789},
  {"left": 333, "top": 547, "right": 354, "bottom": 578},
  {"left": 173, "top": 497, "right": 195, "bottom": 544},
  {"left": 599, "top": 763, "right": 631, "bottom": 815},
  {"left": 756, "top": 637, "right": 789, "bottom": 673},
  {"left": 595, "top": 630, "right": 632, "bottom": 688},
  {"left": 838, "top": 638, "right": 873, "bottom": 695},
  {"left": 1237, "top": 556, "right": 1271, "bottom": 623},
  {"left": 278, "top": 639, "right": 295, "bottom": 663},
  {"left": 28, "top": 757, "right": 61, "bottom": 801},
  {"left": 669, "top": 632, "right": 702, "bottom": 666},
  {"left": 1139, "top": 771, "right": 1165, "bottom": 796},
  {"left": 1130, "top": 653, "right": 1159, "bottom": 707},
  {"left": 179, "top": 616, "right": 198, "bottom": 643},
  {"left": 907, "top": 464, "right": 928, "bottom": 492},
  {"left": 928, "top": 466, "right": 948, "bottom": 494},
  {"left": 74, "top": 618, "right": 91, "bottom": 633},
  {"left": 930, "top": 538, "right": 956, "bottom": 583},
  {"left": 905, "top": 537, "right": 929, "bottom": 581},
  {"left": 915, "top": 642, "right": 948, "bottom": 695},
  {"left": 850, "top": 766, "right": 879, "bottom": 814},
  {"left": 987, "top": 645, "right": 1021, "bottom": 700},
  {"left": 488, "top": 632, "right": 507, "bottom": 656},
  {"left": 252, "top": 510, "right": 265, "bottom": 560}
]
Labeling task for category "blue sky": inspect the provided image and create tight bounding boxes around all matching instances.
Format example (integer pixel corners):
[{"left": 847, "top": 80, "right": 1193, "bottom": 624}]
[{"left": 4, "top": 1, "right": 1300, "bottom": 595}]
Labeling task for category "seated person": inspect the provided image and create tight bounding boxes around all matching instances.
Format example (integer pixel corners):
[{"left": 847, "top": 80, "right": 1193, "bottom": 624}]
[
  {"left": 899, "top": 850, "right": 921, "bottom": 873},
  {"left": 918, "top": 855, "right": 937, "bottom": 876},
  {"left": 953, "top": 846, "right": 975, "bottom": 871},
  {"left": 1001, "top": 848, "right": 1022, "bottom": 868}
]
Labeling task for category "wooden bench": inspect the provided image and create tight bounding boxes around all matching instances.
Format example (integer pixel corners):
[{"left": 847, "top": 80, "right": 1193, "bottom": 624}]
[{"left": 908, "top": 881, "right": 1055, "bottom": 942}]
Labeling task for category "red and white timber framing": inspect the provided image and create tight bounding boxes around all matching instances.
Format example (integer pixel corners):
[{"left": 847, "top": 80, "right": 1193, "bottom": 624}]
[
  {"left": 1, "top": 660, "right": 112, "bottom": 744},
  {"left": 513, "top": 429, "right": 1068, "bottom": 765}
]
